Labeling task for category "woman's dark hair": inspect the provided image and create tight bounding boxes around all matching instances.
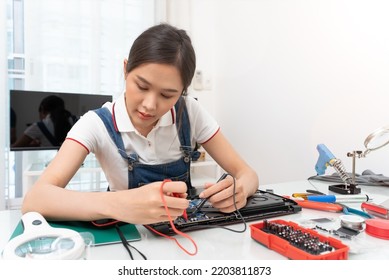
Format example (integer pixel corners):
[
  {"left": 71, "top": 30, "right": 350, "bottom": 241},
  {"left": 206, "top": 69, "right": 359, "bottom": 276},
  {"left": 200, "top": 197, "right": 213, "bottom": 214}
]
[
  {"left": 39, "top": 95, "right": 74, "bottom": 144},
  {"left": 125, "top": 23, "right": 196, "bottom": 95}
]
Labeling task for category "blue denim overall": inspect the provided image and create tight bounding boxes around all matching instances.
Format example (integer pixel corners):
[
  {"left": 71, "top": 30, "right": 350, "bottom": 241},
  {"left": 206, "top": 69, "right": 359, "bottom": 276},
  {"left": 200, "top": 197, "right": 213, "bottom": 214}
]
[{"left": 94, "top": 97, "right": 199, "bottom": 196}]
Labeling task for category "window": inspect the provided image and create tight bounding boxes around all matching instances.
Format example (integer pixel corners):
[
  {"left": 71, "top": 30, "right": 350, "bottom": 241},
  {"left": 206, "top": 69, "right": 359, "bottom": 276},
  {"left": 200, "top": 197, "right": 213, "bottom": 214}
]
[{"left": 4, "top": 0, "right": 159, "bottom": 209}]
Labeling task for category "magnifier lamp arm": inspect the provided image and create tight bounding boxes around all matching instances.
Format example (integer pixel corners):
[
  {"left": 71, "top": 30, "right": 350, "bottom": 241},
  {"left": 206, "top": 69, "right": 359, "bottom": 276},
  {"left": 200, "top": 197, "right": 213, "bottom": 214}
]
[
  {"left": 363, "top": 124, "right": 389, "bottom": 154},
  {"left": 362, "top": 149, "right": 370, "bottom": 157}
]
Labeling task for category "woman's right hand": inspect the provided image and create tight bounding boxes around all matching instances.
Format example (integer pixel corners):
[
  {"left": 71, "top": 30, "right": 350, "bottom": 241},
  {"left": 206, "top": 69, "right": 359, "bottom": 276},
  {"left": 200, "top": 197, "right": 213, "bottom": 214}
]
[{"left": 109, "top": 180, "right": 189, "bottom": 225}]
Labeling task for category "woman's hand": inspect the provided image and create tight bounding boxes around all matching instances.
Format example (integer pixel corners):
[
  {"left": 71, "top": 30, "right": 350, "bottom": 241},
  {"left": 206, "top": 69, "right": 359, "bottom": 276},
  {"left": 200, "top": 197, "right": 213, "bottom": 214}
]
[
  {"left": 199, "top": 175, "right": 248, "bottom": 213},
  {"left": 110, "top": 180, "right": 189, "bottom": 225}
]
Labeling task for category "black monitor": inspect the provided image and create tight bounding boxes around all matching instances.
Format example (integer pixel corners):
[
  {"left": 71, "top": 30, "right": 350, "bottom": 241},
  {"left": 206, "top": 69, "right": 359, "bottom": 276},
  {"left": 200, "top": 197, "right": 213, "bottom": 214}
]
[{"left": 10, "top": 89, "right": 112, "bottom": 151}]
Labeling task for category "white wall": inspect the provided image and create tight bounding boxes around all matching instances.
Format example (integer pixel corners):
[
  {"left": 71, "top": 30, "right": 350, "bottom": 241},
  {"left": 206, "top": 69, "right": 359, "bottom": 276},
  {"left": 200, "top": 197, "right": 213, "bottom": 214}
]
[{"left": 190, "top": 0, "right": 389, "bottom": 184}]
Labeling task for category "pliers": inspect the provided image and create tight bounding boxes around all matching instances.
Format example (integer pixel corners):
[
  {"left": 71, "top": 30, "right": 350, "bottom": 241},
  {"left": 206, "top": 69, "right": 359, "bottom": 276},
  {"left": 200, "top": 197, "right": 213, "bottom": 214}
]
[
  {"left": 294, "top": 190, "right": 374, "bottom": 218},
  {"left": 337, "top": 203, "right": 374, "bottom": 219},
  {"left": 293, "top": 199, "right": 343, "bottom": 212},
  {"left": 292, "top": 189, "right": 327, "bottom": 199}
]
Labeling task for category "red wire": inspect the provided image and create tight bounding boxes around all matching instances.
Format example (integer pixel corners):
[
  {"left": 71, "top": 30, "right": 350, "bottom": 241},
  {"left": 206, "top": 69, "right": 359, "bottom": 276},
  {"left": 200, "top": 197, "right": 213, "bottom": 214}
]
[
  {"left": 91, "top": 219, "right": 121, "bottom": 227},
  {"left": 144, "top": 179, "right": 198, "bottom": 256}
]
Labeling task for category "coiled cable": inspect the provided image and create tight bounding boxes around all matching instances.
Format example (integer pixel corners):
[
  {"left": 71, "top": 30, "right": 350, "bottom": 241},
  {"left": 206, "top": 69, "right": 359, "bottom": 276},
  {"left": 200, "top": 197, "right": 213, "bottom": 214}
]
[{"left": 330, "top": 158, "right": 353, "bottom": 185}]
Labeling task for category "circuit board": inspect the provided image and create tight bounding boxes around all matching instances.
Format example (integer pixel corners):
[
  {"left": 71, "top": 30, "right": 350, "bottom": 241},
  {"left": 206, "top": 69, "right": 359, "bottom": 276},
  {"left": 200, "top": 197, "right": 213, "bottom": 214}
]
[{"left": 146, "top": 190, "right": 302, "bottom": 235}]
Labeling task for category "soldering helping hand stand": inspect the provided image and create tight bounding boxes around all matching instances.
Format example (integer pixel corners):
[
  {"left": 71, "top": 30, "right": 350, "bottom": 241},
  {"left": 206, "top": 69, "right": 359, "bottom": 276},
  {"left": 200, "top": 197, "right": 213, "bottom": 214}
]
[
  {"left": 328, "top": 183, "right": 361, "bottom": 195},
  {"left": 316, "top": 125, "right": 389, "bottom": 194},
  {"left": 315, "top": 144, "right": 361, "bottom": 195},
  {"left": 327, "top": 153, "right": 362, "bottom": 195}
]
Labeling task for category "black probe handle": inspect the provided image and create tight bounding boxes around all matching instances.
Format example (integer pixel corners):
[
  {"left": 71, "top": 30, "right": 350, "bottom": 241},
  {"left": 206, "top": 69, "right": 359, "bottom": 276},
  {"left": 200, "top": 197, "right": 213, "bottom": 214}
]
[{"left": 195, "top": 173, "right": 228, "bottom": 210}]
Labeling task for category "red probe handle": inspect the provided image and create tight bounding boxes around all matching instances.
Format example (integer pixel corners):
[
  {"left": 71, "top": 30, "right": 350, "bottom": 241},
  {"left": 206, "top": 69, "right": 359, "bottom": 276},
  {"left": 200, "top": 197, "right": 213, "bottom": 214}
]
[{"left": 172, "top": 192, "right": 188, "bottom": 220}]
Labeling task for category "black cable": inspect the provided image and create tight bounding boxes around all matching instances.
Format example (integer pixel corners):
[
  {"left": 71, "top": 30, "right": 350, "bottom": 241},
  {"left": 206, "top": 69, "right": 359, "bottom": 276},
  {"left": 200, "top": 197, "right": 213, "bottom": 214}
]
[
  {"left": 190, "top": 173, "right": 228, "bottom": 216},
  {"left": 115, "top": 224, "right": 147, "bottom": 260},
  {"left": 188, "top": 174, "right": 247, "bottom": 234},
  {"left": 307, "top": 177, "right": 319, "bottom": 189},
  {"left": 228, "top": 175, "right": 247, "bottom": 233}
]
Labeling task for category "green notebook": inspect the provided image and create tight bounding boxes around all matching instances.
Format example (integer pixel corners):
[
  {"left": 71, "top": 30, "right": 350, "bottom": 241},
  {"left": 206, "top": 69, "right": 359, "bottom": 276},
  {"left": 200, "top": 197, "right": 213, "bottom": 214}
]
[{"left": 10, "top": 220, "right": 141, "bottom": 246}]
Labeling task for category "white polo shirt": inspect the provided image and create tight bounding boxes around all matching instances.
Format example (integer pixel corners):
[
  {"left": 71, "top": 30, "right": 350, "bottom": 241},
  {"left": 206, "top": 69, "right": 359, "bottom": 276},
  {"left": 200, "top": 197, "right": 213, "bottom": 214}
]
[{"left": 67, "top": 93, "right": 219, "bottom": 191}]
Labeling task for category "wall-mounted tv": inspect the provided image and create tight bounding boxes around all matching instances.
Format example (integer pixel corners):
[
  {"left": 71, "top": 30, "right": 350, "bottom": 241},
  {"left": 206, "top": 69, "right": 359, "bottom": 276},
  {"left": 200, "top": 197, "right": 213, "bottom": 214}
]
[{"left": 10, "top": 89, "right": 112, "bottom": 151}]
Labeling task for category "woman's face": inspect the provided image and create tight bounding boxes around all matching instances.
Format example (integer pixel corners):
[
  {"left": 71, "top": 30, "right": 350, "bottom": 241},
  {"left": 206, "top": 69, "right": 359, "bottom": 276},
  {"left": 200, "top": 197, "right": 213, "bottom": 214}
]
[{"left": 123, "top": 62, "right": 183, "bottom": 136}]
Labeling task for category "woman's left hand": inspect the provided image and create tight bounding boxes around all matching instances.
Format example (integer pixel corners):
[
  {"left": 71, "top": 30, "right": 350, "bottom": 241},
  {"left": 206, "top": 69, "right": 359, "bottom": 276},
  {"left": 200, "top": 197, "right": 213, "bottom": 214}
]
[{"left": 199, "top": 175, "right": 248, "bottom": 213}]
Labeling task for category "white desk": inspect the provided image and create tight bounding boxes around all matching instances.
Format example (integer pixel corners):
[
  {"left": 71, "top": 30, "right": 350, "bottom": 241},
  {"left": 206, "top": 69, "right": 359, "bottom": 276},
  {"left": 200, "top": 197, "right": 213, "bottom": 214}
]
[{"left": 2, "top": 180, "right": 389, "bottom": 260}]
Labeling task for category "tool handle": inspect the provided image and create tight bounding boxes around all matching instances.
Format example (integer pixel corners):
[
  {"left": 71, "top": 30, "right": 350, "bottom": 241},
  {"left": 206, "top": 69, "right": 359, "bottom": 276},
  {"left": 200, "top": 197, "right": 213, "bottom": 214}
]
[
  {"left": 294, "top": 199, "right": 343, "bottom": 212},
  {"left": 361, "top": 202, "right": 389, "bottom": 219},
  {"left": 315, "top": 144, "right": 336, "bottom": 175},
  {"left": 172, "top": 192, "right": 188, "bottom": 220},
  {"left": 307, "top": 195, "right": 336, "bottom": 203}
]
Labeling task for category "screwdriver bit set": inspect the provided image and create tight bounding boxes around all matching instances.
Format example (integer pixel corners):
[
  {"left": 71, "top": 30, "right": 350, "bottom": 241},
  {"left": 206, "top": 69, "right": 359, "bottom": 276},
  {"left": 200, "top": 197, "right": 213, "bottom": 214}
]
[{"left": 250, "top": 219, "right": 349, "bottom": 260}]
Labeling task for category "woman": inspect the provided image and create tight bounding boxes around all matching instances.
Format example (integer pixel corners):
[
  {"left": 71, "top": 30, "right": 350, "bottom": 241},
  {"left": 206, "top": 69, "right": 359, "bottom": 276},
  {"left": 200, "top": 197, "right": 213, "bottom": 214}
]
[{"left": 22, "top": 23, "right": 259, "bottom": 225}]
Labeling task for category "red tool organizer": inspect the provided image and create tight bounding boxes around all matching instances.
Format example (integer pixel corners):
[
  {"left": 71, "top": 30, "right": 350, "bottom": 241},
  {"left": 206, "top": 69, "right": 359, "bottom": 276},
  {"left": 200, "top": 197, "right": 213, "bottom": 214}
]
[{"left": 250, "top": 219, "right": 349, "bottom": 260}]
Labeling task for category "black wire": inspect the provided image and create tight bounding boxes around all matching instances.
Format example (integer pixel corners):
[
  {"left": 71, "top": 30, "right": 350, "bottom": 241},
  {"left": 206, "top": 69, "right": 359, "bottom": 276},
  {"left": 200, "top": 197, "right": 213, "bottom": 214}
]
[
  {"left": 115, "top": 223, "right": 133, "bottom": 259},
  {"left": 190, "top": 197, "right": 208, "bottom": 215},
  {"left": 188, "top": 174, "right": 247, "bottom": 234},
  {"left": 307, "top": 177, "right": 319, "bottom": 189},
  {"left": 228, "top": 175, "right": 247, "bottom": 233},
  {"left": 190, "top": 173, "right": 228, "bottom": 216},
  {"left": 115, "top": 224, "right": 147, "bottom": 260}
]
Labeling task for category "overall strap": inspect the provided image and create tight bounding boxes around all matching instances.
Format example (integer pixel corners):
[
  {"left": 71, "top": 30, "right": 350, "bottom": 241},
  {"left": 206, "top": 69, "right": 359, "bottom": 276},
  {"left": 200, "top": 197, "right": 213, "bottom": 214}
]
[
  {"left": 174, "top": 97, "right": 199, "bottom": 196},
  {"left": 174, "top": 97, "right": 200, "bottom": 162},
  {"left": 93, "top": 107, "right": 138, "bottom": 168},
  {"left": 37, "top": 121, "right": 60, "bottom": 146}
]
